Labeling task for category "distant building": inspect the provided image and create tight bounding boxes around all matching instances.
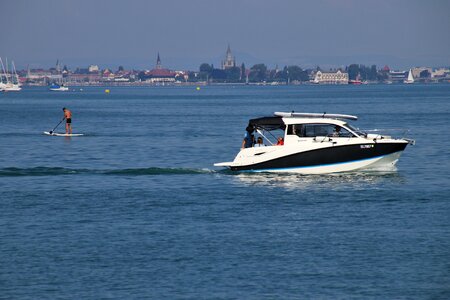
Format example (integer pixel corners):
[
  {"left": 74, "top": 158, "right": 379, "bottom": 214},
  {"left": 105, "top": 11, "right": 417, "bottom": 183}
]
[
  {"left": 25, "top": 68, "right": 57, "bottom": 85},
  {"left": 67, "top": 73, "right": 102, "bottom": 83},
  {"left": 74, "top": 68, "right": 89, "bottom": 74},
  {"left": 102, "top": 68, "right": 115, "bottom": 81},
  {"left": 389, "top": 70, "right": 407, "bottom": 82},
  {"left": 222, "top": 45, "right": 236, "bottom": 70},
  {"left": 312, "top": 70, "right": 348, "bottom": 84},
  {"left": 141, "top": 53, "right": 176, "bottom": 83},
  {"left": 412, "top": 67, "right": 432, "bottom": 78},
  {"left": 26, "top": 69, "right": 52, "bottom": 80},
  {"left": 88, "top": 65, "right": 99, "bottom": 73},
  {"left": 431, "top": 68, "right": 450, "bottom": 78}
]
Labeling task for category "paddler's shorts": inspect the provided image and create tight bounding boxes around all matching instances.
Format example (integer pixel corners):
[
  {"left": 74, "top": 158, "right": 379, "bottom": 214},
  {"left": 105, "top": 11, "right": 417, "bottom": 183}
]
[{"left": 66, "top": 118, "right": 72, "bottom": 124}]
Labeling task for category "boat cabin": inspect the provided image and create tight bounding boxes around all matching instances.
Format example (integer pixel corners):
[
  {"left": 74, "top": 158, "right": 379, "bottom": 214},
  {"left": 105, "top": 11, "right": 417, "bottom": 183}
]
[{"left": 248, "top": 113, "right": 363, "bottom": 147}]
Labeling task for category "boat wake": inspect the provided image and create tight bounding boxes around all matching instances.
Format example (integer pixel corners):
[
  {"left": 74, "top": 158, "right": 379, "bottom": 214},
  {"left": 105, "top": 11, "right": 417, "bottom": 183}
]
[
  {"left": 0, "top": 167, "right": 215, "bottom": 177},
  {"left": 104, "top": 167, "right": 214, "bottom": 175},
  {"left": 232, "top": 170, "right": 403, "bottom": 190},
  {"left": 0, "top": 167, "right": 90, "bottom": 176}
]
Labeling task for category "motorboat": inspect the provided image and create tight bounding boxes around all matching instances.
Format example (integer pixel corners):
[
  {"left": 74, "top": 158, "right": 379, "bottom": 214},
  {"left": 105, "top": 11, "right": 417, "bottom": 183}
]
[
  {"left": 49, "top": 83, "right": 69, "bottom": 91},
  {"left": 214, "top": 112, "right": 414, "bottom": 174},
  {"left": 348, "top": 79, "right": 363, "bottom": 85}
]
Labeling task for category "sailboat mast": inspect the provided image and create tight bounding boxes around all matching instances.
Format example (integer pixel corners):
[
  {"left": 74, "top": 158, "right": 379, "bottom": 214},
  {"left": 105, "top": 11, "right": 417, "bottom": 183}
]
[
  {"left": 5, "top": 57, "right": 10, "bottom": 83},
  {"left": 0, "top": 57, "right": 8, "bottom": 84},
  {"left": 12, "top": 61, "right": 19, "bottom": 84}
]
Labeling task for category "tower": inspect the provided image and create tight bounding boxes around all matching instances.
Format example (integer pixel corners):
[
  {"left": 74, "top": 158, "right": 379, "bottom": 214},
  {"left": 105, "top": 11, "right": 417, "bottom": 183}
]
[
  {"left": 156, "top": 52, "right": 162, "bottom": 70},
  {"left": 222, "top": 44, "right": 236, "bottom": 70}
]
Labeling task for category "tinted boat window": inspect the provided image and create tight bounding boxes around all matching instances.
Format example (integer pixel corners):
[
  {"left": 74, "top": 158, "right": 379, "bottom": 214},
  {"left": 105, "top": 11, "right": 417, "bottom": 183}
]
[
  {"left": 303, "top": 124, "right": 335, "bottom": 137},
  {"left": 287, "top": 124, "right": 304, "bottom": 135},
  {"left": 288, "top": 124, "right": 356, "bottom": 137}
]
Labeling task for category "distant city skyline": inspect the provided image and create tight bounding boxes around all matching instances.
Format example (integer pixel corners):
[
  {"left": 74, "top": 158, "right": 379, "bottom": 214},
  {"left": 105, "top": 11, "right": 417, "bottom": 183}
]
[{"left": 1, "top": 0, "right": 449, "bottom": 70}]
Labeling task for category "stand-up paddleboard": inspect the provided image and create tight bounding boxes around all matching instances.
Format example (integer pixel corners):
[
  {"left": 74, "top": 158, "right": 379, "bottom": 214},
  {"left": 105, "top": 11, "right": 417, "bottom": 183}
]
[{"left": 43, "top": 131, "right": 84, "bottom": 137}]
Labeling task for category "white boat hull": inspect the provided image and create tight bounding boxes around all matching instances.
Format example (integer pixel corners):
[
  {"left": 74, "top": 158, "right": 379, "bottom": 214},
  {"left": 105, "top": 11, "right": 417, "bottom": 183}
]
[
  {"left": 50, "top": 87, "right": 69, "bottom": 91},
  {"left": 2, "top": 84, "right": 22, "bottom": 92},
  {"left": 217, "top": 139, "right": 409, "bottom": 174},
  {"left": 247, "top": 151, "right": 402, "bottom": 174}
]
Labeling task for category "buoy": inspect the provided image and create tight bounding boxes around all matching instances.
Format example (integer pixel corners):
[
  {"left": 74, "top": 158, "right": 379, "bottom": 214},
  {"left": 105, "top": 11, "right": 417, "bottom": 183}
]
[
  {"left": 196, "top": 86, "right": 200, "bottom": 91},
  {"left": 105, "top": 89, "right": 110, "bottom": 93}
]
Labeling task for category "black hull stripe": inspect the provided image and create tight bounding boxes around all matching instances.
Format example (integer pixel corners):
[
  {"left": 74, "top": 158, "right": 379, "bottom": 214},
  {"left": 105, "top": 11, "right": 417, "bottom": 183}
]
[
  {"left": 239, "top": 151, "right": 402, "bottom": 172},
  {"left": 230, "top": 143, "right": 407, "bottom": 171}
]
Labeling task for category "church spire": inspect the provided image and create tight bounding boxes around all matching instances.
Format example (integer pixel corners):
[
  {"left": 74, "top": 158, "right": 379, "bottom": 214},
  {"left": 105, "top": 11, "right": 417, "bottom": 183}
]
[
  {"left": 222, "top": 44, "right": 236, "bottom": 70},
  {"left": 156, "top": 52, "right": 162, "bottom": 69}
]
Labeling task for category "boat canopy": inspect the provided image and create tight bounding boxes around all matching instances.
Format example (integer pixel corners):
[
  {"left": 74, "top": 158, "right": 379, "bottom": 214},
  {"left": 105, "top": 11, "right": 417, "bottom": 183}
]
[{"left": 249, "top": 116, "right": 285, "bottom": 131}]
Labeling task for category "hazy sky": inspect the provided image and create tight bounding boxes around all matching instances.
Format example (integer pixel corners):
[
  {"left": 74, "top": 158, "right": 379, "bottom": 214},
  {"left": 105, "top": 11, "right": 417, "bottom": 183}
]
[{"left": 1, "top": 0, "right": 449, "bottom": 70}]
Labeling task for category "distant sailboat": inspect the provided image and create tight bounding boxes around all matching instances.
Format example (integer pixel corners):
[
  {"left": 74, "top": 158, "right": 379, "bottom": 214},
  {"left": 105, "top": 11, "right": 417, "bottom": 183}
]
[
  {"left": 8, "top": 61, "right": 22, "bottom": 91},
  {"left": 404, "top": 69, "right": 414, "bottom": 84},
  {"left": 0, "top": 57, "right": 8, "bottom": 91},
  {"left": 0, "top": 58, "right": 22, "bottom": 92}
]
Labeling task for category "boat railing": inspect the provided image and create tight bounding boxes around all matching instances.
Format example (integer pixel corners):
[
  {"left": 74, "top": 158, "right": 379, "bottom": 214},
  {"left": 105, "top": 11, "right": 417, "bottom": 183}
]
[{"left": 364, "top": 128, "right": 415, "bottom": 144}]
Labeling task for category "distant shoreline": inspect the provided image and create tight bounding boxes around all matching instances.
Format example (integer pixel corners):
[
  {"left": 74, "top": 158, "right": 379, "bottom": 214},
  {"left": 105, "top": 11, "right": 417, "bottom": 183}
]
[{"left": 24, "top": 80, "right": 449, "bottom": 88}]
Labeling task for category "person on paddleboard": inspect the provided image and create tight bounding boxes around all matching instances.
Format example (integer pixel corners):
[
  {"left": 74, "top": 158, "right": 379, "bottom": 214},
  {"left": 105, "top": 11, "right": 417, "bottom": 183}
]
[{"left": 62, "top": 107, "right": 72, "bottom": 134}]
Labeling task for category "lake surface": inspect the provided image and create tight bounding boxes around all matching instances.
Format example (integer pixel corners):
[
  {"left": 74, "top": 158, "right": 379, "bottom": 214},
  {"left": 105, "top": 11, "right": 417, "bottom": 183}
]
[{"left": 1, "top": 84, "right": 449, "bottom": 299}]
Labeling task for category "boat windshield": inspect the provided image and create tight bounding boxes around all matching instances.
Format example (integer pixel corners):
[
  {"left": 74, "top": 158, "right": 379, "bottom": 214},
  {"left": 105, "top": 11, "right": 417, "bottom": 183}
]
[
  {"left": 248, "top": 116, "right": 286, "bottom": 146},
  {"left": 345, "top": 123, "right": 366, "bottom": 136}
]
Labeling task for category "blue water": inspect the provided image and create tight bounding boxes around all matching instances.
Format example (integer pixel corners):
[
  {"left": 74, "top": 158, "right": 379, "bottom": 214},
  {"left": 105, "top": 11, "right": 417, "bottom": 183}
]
[{"left": 1, "top": 85, "right": 449, "bottom": 299}]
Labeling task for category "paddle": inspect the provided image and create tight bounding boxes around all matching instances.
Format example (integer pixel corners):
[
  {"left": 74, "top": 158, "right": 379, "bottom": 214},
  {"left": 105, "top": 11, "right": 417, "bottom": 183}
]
[{"left": 49, "top": 118, "right": 64, "bottom": 135}]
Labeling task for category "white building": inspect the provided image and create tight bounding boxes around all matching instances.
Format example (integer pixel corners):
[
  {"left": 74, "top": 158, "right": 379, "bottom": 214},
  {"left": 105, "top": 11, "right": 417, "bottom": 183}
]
[
  {"left": 431, "top": 68, "right": 450, "bottom": 78},
  {"left": 88, "top": 65, "right": 99, "bottom": 73},
  {"left": 312, "top": 70, "right": 349, "bottom": 84},
  {"left": 389, "top": 70, "right": 407, "bottom": 82}
]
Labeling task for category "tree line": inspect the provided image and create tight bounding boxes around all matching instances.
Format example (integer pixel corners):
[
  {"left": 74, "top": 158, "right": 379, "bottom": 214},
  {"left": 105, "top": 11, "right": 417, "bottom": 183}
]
[
  {"left": 346, "top": 64, "right": 386, "bottom": 81},
  {"left": 194, "top": 63, "right": 309, "bottom": 83}
]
